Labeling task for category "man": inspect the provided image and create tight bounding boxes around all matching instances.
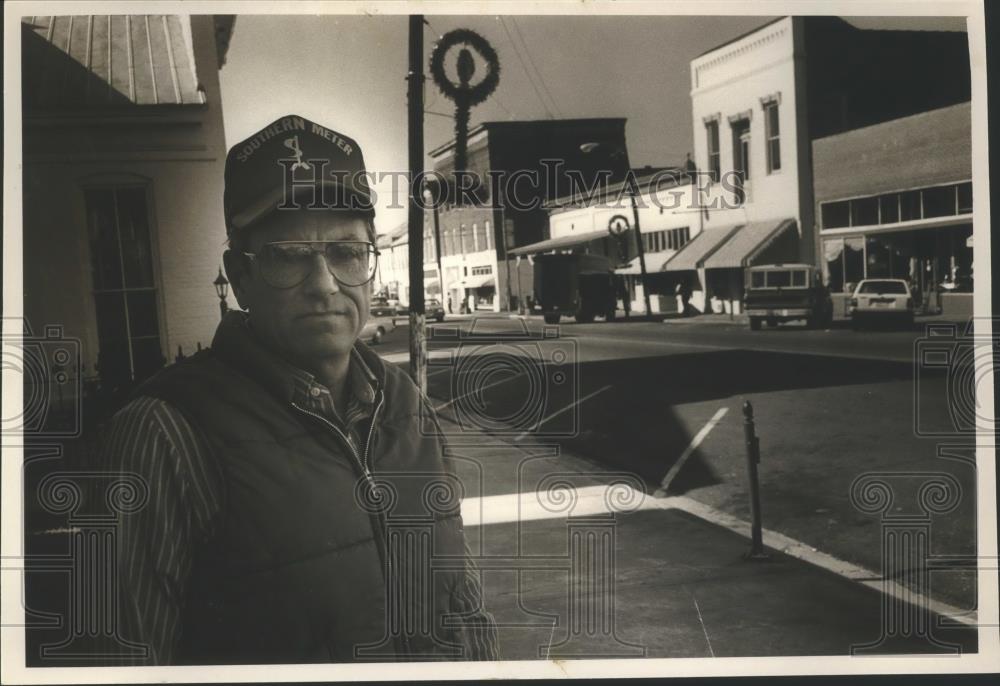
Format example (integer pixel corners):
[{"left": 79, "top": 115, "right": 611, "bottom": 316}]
[{"left": 104, "top": 115, "right": 499, "bottom": 664}]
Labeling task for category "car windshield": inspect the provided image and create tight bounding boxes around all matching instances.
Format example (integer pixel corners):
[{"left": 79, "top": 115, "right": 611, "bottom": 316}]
[
  {"left": 858, "top": 281, "right": 907, "bottom": 294},
  {"left": 427, "top": 300, "right": 440, "bottom": 307}
]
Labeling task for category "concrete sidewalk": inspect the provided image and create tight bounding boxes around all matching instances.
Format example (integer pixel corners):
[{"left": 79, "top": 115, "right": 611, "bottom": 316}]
[{"left": 434, "top": 413, "right": 978, "bottom": 659}]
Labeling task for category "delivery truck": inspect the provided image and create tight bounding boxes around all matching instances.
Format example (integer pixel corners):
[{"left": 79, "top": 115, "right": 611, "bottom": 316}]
[{"left": 533, "top": 252, "right": 617, "bottom": 324}]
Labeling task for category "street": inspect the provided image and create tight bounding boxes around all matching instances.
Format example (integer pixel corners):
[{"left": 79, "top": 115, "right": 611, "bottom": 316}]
[{"left": 373, "top": 314, "right": 980, "bottom": 657}]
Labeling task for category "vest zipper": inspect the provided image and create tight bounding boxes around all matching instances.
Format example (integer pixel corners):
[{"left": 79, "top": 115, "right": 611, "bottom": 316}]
[
  {"left": 291, "top": 392, "right": 410, "bottom": 657},
  {"left": 291, "top": 401, "right": 370, "bottom": 475}
]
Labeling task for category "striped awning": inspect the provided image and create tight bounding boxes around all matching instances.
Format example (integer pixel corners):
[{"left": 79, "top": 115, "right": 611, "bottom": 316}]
[
  {"left": 614, "top": 251, "right": 676, "bottom": 275},
  {"left": 22, "top": 15, "right": 206, "bottom": 109},
  {"left": 702, "top": 219, "right": 797, "bottom": 269},
  {"left": 660, "top": 226, "right": 741, "bottom": 272},
  {"left": 509, "top": 229, "right": 609, "bottom": 256}
]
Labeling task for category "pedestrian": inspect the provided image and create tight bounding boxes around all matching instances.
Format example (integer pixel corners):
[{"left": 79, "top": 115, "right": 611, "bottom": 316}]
[
  {"left": 447, "top": 293, "right": 453, "bottom": 314},
  {"left": 102, "top": 115, "right": 498, "bottom": 665}
]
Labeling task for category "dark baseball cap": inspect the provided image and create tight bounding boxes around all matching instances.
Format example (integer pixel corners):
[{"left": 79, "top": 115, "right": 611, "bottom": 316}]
[{"left": 223, "top": 114, "right": 374, "bottom": 235}]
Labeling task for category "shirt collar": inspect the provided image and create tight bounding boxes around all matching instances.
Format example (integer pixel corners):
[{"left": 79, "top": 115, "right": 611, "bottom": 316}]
[{"left": 220, "top": 312, "right": 377, "bottom": 409}]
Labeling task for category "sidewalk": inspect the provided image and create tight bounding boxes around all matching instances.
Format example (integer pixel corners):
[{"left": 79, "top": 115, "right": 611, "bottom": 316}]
[{"left": 434, "top": 412, "right": 977, "bottom": 659}]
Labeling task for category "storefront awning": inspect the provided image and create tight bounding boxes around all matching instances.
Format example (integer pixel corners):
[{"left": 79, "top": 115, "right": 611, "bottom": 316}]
[
  {"left": 509, "top": 229, "right": 610, "bottom": 256},
  {"left": 660, "top": 226, "right": 741, "bottom": 272},
  {"left": 702, "top": 219, "right": 797, "bottom": 269},
  {"left": 449, "top": 274, "right": 495, "bottom": 290},
  {"left": 615, "top": 251, "right": 676, "bottom": 275}
]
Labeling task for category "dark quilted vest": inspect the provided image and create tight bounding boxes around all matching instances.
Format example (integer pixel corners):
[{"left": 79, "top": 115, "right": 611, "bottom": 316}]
[{"left": 137, "top": 313, "right": 468, "bottom": 663}]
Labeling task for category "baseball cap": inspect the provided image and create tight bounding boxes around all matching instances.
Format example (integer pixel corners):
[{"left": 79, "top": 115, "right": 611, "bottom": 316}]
[{"left": 223, "top": 114, "right": 374, "bottom": 235}]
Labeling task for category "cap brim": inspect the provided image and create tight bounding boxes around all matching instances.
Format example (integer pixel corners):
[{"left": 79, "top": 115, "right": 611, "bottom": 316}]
[{"left": 229, "top": 181, "right": 374, "bottom": 232}]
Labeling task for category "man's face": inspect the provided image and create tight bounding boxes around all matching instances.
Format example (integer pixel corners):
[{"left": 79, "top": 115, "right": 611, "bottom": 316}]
[{"left": 231, "top": 209, "right": 372, "bottom": 370}]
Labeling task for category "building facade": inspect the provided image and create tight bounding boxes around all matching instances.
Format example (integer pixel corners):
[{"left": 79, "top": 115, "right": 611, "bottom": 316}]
[
  {"left": 672, "top": 16, "right": 970, "bottom": 315},
  {"left": 377, "top": 119, "right": 632, "bottom": 313},
  {"left": 427, "top": 119, "right": 631, "bottom": 312},
  {"left": 22, "top": 15, "right": 234, "bottom": 393},
  {"left": 813, "top": 102, "right": 973, "bottom": 317},
  {"left": 540, "top": 170, "right": 700, "bottom": 314}
]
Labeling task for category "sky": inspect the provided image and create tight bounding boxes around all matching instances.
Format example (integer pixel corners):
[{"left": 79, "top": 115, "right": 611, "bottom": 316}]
[{"left": 218, "top": 12, "right": 967, "bottom": 236}]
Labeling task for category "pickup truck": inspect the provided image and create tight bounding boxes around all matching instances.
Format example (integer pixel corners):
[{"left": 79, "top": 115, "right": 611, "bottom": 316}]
[{"left": 743, "top": 263, "right": 833, "bottom": 330}]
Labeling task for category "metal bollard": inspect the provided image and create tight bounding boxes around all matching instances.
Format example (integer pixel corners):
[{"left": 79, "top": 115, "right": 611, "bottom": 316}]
[{"left": 742, "top": 401, "right": 769, "bottom": 560}]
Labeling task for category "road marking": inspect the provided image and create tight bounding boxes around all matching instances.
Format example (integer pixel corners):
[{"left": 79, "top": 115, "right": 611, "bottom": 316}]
[
  {"left": 459, "top": 484, "right": 976, "bottom": 628},
  {"left": 689, "top": 590, "right": 715, "bottom": 658},
  {"left": 460, "top": 483, "right": 639, "bottom": 526},
  {"left": 654, "top": 407, "right": 729, "bottom": 496},
  {"left": 513, "top": 384, "right": 613, "bottom": 442}
]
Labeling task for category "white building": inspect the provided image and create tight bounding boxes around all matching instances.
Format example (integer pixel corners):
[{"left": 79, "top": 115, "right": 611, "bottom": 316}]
[
  {"left": 543, "top": 170, "right": 702, "bottom": 313},
  {"left": 22, "top": 15, "right": 234, "bottom": 394},
  {"left": 375, "top": 213, "right": 501, "bottom": 313},
  {"left": 667, "top": 16, "right": 970, "bottom": 315},
  {"left": 674, "top": 16, "right": 811, "bottom": 314}
]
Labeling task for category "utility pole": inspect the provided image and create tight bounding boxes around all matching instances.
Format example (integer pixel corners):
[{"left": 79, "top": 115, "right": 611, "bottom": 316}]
[
  {"left": 428, "top": 180, "right": 445, "bottom": 310},
  {"left": 628, "top": 178, "right": 652, "bottom": 316},
  {"left": 407, "top": 15, "right": 426, "bottom": 392}
]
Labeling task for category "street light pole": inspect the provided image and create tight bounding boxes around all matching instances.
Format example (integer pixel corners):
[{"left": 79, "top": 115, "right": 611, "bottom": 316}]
[
  {"left": 581, "top": 141, "right": 652, "bottom": 316},
  {"left": 628, "top": 182, "right": 653, "bottom": 316},
  {"left": 426, "top": 182, "right": 445, "bottom": 307},
  {"left": 213, "top": 267, "right": 229, "bottom": 321}
]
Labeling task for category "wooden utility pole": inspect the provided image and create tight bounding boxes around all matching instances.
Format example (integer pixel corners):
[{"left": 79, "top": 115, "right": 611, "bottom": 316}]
[
  {"left": 407, "top": 15, "right": 427, "bottom": 392},
  {"left": 628, "top": 180, "right": 653, "bottom": 316}
]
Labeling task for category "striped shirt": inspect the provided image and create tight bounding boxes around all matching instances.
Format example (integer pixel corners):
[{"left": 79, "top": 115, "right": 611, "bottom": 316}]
[{"left": 106, "top": 348, "right": 499, "bottom": 664}]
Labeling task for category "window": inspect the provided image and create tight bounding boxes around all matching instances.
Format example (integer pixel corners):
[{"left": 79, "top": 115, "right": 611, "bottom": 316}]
[
  {"left": 850, "top": 196, "right": 879, "bottom": 226},
  {"left": 751, "top": 271, "right": 766, "bottom": 288},
  {"left": 858, "top": 280, "right": 908, "bottom": 295},
  {"left": 764, "top": 100, "right": 781, "bottom": 173},
  {"left": 730, "top": 118, "right": 751, "bottom": 204},
  {"left": 922, "top": 185, "right": 955, "bottom": 218},
  {"left": 957, "top": 182, "right": 973, "bottom": 213},
  {"left": 85, "top": 186, "right": 162, "bottom": 388},
  {"left": 471, "top": 265, "right": 492, "bottom": 276},
  {"left": 879, "top": 194, "right": 899, "bottom": 224},
  {"left": 822, "top": 201, "right": 850, "bottom": 229},
  {"left": 791, "top": 270, "right": 806, "bottom": 287},
  {"left": 766, "top": 271, "right": 791, "bottom": 288},
  {"left": 844, "top": 238, "right": 865, "bottom": 288},
  {"left": 824, "top": 238, "right": 845, "bottom": 292},
  {"left": 823, "top": 182, "right": 971, "bottom": 231},
  {"left": 705, "top": 120, "right": 721, "bottom": 182},
  {"left": 473, "top": 223, "right": 484, "bottom": 252},
  {"left": 675, "top": 226, "right": 690, "bottom": 249},
  {"left": 899, "top": 190, "right": 921, "bottom": 221}
]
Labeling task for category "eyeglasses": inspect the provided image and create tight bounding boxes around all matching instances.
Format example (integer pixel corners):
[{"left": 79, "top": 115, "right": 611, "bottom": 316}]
[{"left": 243, "top": 241, "right": 380, "bottom": 289}]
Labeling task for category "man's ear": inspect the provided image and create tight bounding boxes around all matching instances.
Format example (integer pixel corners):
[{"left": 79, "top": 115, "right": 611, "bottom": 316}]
[{"left": 222, "top": 249, "right": 250, "bottom": 310}]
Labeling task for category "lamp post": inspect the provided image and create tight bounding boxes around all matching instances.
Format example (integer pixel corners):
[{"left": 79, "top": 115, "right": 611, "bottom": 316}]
[
  {"left": 213, "top": 267, "right": 229, "bottom": 320},
  {"left": 424, "top": 180, "right": 445, "bottom": 310},
  {"left": 580, "top": 143, "right": 652, "bottom": 316}
]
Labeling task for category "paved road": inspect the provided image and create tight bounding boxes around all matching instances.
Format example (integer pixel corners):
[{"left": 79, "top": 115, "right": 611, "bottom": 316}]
[{"left": 379, "top": 315, "right": 980, "bottom": 612}]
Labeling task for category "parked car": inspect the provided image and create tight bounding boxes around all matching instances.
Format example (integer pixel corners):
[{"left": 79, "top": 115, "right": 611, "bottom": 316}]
[
  {"left": 361, "top": 314, "right": 395, "bottom": 344},
  {"left": 370, "top": 296, "right": 395, "bottom": 318},
  {"left": 744, "top": 264, "right": 833, "bottom": 330},
  {"left": 849, "top": 279, "right": 915, "bottom": 328},
  {"left": 425, "top": 298, "right": 446, "bottom": 323}
]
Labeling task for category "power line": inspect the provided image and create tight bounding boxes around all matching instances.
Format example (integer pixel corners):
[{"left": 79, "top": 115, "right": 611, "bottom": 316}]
[
  {"left": 498, "top": 16, "right": 554, "bottom": 119},
  {"left": 510, "top": 17, "right": 562, "bottom": 118}
]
